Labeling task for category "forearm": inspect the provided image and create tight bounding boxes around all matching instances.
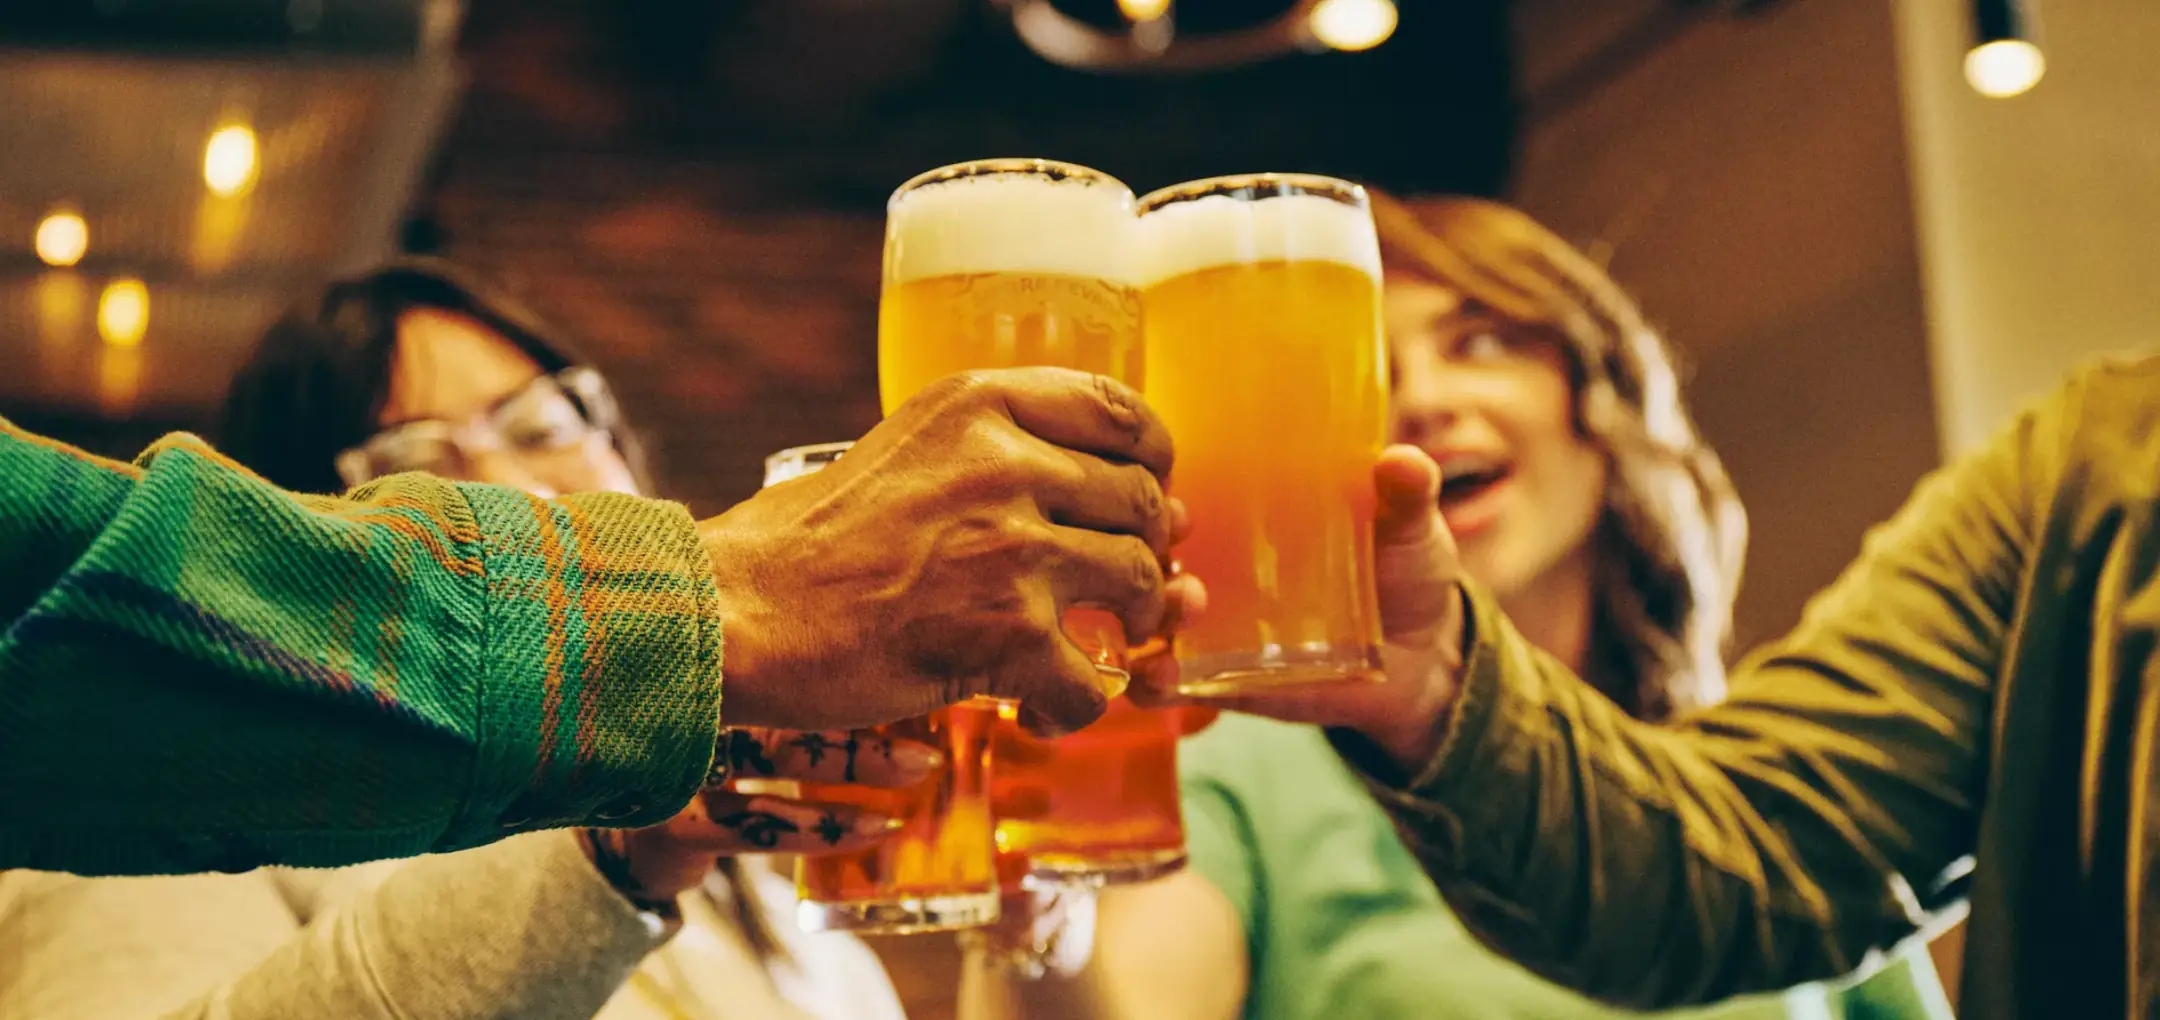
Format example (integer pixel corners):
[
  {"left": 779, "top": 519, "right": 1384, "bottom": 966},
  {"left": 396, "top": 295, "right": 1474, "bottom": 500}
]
[
  {"left": 0, "top": 423, "right": 724, "bottom": 874},
  {"left": 162, "top": 832, "right": 665, "bottom": 1020},
  {"left": 1326, "top": 374, "right": 2062, "bottom": 1009},
  {"left": 1341, "top": 574, "right": 1988, "bottom": 1009}
]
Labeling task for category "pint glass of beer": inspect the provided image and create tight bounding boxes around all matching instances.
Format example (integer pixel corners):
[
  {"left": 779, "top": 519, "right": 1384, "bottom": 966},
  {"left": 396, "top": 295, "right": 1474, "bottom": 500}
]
[
  {"left": 882, "top": 157, "right": 1143, "bottom": 685},
  {"left": 880, "top": 158, "right": 1187, "bottom": 885},
  {"left": 765, "top": 442, "right": 1002, "bottom": 934},
  {"left": 1136, "top": 174, "right": 1389, "bottom": 695}
]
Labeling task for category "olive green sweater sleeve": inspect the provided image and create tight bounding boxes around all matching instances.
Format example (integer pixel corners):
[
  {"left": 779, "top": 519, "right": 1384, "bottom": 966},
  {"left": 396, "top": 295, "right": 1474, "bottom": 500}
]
[
  {"left": 0, "top": 420, "right": 725, "bottom": 875},
  {"left": 1333, "top": 359, "right": 2096, "bottom": 1009}
]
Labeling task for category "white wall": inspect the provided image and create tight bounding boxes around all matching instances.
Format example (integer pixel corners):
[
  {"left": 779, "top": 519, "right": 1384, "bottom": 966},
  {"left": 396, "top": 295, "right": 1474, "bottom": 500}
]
[{"left": 1891, "top": 0, "right": 2160, "bottom": 455}]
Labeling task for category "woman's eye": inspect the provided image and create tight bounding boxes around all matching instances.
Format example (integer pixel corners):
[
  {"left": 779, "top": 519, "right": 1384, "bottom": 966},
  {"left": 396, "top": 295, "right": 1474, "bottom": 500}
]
[
  {"left": 503, "top": 400, "right": 588, "bottom": 449},
  {"left": 1456, "top": 330, "right": 1509, "bottom": 361}
]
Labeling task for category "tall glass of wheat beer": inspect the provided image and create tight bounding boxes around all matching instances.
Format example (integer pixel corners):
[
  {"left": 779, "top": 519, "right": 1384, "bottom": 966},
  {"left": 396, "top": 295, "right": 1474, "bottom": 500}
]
[
  {"left": 881, "top": 158, "right": 1191, "bottom": 887},
  {"left": 880, "top": 158, "right": 1144, "bottom": 684},
  {"left": 768, "top": 442, "right": 1003, "bottom": 935},
  {"left": 1136, "top": 174, "right": 1388, "bottom": 695}
]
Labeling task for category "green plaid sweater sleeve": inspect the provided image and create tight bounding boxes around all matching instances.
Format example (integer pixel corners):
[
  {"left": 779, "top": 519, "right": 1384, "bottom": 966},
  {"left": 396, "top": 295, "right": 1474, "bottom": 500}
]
[{"left": 0, "top": 419, "right": 724, "bottom": 876}]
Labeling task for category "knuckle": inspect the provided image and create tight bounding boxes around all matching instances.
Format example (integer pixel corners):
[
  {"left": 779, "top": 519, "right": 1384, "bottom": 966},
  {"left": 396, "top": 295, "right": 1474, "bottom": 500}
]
[
  {"left": 924, "top": 370, "right": 999, "bottom": 416},
  {"left": 1124, "top": 539, "right": 1164, "bottom": 595},
  {"left": 1128, "top": 466, "right": 1165, "bottom": 525},
  {"left": 1092, "top": 374, "right": 1146, "bottom": 443}
]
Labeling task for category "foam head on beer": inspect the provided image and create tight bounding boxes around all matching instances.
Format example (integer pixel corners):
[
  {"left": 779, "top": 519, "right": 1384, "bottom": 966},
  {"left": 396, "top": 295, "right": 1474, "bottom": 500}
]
[
  {"left": 879, "top": 163, "right": 1145, "bottom": 412},
  {"left": 1133, "top": 187, "right": 1383, "bottom": 290}
]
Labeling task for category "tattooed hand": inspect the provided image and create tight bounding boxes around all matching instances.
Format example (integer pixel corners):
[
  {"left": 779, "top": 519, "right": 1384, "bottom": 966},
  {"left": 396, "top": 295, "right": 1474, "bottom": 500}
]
[{"left": 580, "top": 727, "right": 937, "bottom": 903}]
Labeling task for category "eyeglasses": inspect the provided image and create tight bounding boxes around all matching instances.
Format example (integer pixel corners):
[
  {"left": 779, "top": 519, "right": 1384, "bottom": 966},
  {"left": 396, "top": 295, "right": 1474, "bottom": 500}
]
[{"left": 335, "top": 366, "right": 621, "bottom": 488}]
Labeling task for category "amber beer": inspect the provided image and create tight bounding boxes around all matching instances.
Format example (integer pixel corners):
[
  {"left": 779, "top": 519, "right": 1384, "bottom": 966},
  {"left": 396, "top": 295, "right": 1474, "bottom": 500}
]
[
  {"left": 992, "top": 699, "right": 1216, "bottom": 885},
  {"left": 880, "top": 158, "right": 1188, "bottom": 885},
  {"left": 766, "top": 443, "right": 1002, "bottom": 934},
  {"left": 1137, "top": 174, "right": 1389, "bottom": 694}
]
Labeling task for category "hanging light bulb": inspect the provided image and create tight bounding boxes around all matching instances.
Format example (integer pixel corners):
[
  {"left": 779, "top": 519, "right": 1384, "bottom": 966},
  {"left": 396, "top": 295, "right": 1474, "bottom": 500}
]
[
  {"left": 1309, "top": 0, "right": 1397, "bottom": 53},
  {"left": 1965, "top": 0, "right": 2044, "bottom": 98}
]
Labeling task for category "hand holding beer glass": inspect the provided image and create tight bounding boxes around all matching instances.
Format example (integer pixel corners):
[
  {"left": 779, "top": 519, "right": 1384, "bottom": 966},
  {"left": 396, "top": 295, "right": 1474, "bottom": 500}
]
[
  {"left": 764, "top": 442, "right": 1004, "bottom": 934},
  {"left": 880, "top": 158, "right": 1195, "bottom": 888},
  {"left": 1136, "top": 174, "right": 1390, "bottom": 695}
]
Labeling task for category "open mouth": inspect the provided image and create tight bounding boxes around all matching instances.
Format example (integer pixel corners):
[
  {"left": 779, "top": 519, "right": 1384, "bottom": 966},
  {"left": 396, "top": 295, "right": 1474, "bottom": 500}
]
[{"left": 1435, "top": 456, "right": 1513, "bottom": 512}]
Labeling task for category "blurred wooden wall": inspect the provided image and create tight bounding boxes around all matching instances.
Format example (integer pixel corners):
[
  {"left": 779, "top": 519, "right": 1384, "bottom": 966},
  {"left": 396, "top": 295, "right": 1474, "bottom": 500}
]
[{"left": 1509, "top": 0, "right": 1938, "bottom": 653}]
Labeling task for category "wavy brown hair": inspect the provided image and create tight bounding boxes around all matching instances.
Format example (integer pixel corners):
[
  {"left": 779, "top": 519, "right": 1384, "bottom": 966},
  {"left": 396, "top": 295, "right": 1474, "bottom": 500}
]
[{"left": 1370, "top": 191, "right": 1747, "bottom": 721}]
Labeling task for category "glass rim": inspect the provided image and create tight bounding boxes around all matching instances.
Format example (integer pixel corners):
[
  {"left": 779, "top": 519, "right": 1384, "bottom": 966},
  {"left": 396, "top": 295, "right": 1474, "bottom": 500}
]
[
  {"left": 888, "top": 158, "right": 1134, "bottom": 211},
  {"left": 1136, "top": 173, "right": 1368, "bottom": 215},
  {"left": 763, "top": 440, "right": 856, "bottom": 485}
]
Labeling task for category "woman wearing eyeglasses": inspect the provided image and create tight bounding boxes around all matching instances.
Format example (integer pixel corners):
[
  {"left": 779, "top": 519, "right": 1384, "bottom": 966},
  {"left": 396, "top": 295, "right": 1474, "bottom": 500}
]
[{"left": 0, "top": 259, "right": 909, "bottom": 1020}]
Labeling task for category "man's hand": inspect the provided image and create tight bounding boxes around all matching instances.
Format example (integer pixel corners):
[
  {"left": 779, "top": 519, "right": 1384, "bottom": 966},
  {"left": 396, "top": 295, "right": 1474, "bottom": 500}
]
[
  {"left": 584, "top": 726, "right": 939, "bottom": 903},
  {"left": 1132, "top": 445, "right": 1467, "bottom": 774},
  {"left": 701, "top": 367, "right": 1190, "bottom": 736}
]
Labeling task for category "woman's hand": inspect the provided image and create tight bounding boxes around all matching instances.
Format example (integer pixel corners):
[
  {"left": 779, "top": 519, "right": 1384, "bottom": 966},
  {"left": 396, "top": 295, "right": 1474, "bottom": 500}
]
[
  {"left": 1131, "top": 445, "right": 1469, "bottom": 775},
  {"left": 582, "top": 727, "right": 939, "bottom": 906}
]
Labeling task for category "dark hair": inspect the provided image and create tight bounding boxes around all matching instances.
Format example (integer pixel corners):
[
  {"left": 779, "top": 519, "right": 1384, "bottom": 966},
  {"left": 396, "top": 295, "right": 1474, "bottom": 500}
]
[
  {"left": 1370, "top": 191, "right": 1749, "bottom": 721},
  {"left": 218, "top": 258, "right": 788, "bottom": 961},
  {"left": 218, "top": 256, "right": 653, "bottom": 495}
]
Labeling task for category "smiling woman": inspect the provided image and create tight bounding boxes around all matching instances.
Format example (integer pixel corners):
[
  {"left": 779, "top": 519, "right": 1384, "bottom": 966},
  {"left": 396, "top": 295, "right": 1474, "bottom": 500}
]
[{"left": 1370, "top": 192, "right": 1745, "bottom": 718}]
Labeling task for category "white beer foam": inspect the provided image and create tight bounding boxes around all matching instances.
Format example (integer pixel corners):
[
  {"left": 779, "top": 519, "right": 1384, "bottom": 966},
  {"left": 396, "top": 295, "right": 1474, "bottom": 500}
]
[
  {"left": 886, "top": 172, "right": 1137, "bottom": 286},
  {"left": 1135, "top": 192, "right": 1382, "bottom": 287}
]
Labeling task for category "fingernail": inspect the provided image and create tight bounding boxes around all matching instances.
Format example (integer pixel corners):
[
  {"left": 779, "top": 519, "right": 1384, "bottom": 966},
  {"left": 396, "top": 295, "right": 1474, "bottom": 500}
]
[
  {"left": 892, "top": 742, "right": 945, "bottom": 773},
  {"left": 860, "top": 814, "right": 907, "bottom": 837}
]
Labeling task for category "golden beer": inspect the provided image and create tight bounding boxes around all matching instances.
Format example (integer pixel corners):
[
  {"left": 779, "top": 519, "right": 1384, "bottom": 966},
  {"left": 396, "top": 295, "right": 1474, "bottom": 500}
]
[
  {"left": 880, "top": 158, "right": 1188, "bottom": 887},
  {"left": 1137, "top": 175, "right": 1389, "bottom": 694},
  {"left": 880, "top": 159, "right": 1145, "bottom": 683}
]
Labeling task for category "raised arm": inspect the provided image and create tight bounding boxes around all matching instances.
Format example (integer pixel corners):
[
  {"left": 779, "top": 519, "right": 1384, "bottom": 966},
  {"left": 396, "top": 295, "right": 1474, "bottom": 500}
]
[
  {"left": 0, "top": 421, "right": 726, "bottom": 875},
  {"left": 1327, "top": 373, "right": 2060, "bottom": 1006},
  {"left": 3, "top": 367, "right": 1193, "bottom": 876},
  {"left": 1144, "top": 361, "right": 2108, "bottom": 1009}
]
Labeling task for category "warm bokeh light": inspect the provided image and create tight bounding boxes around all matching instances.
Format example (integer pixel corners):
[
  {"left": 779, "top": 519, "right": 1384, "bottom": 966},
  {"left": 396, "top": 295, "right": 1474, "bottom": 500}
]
[
  {"left": 191, "top": 193, "right": 250, "bottom": 274},
  {"left": 35, "top": 211, "right": 89, "bottom": 268},
  {"left": 35, "top": 271, "right": 88, "bottom": 363},
  {"left": 1117, "top": 0, "right": 1171, "bottom": 22},
  {"left": 98, "top": 345, "right": 144, "bottom": 418},
  {"left": 203, "top": 123, "right": 261, "bottom": 197},
  {"left": 1309, "top": 0, "right": 1397, "bottom": 53},
  {"left": 1964, "top": 39, "right": 2045, "bottom": 98},
  {"left": 97, "top": 278, "right": 150, "bottom": 348}
]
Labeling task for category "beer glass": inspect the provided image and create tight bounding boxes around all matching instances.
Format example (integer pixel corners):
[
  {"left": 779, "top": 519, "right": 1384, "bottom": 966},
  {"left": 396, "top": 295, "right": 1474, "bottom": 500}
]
[
  {"left": 1135, "top": 174, "right": 1389, "bottom": 695},
  {"left": 880, "top": 157, "right": 1187, "bottom": 885},
  {"left": 765, "top": 442, "right": 1002, "bottom": 934},
  {"left": 992, "top": 698, "right": 1191, "bottom": 885}
]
